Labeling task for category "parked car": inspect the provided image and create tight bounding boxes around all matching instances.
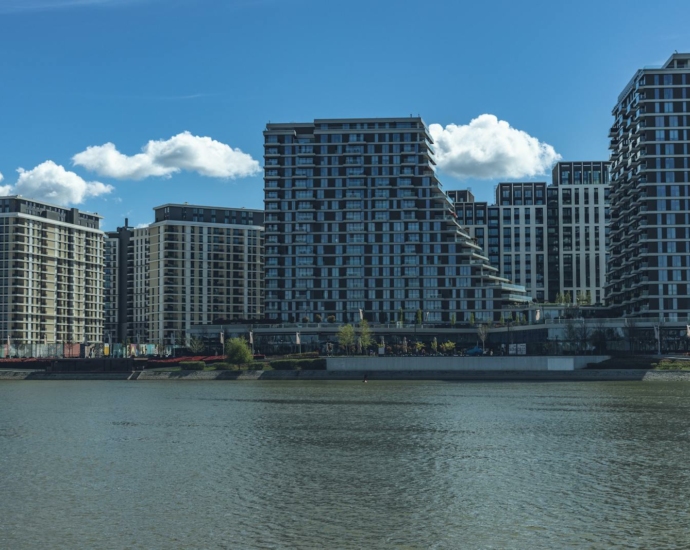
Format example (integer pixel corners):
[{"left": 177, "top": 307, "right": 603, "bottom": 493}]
[{"left": 465, "top": 346, "right": 485, "bottom": 357}]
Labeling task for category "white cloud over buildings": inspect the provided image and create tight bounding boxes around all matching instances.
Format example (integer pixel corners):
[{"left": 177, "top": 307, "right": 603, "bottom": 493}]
[
  {"left": 9, "top": 161, "right": 113, "bottom": 206},
  {"left": 429, "top": 115, "right": 561, "bottom": 180},
  {"left": 72, "top": 131, "right": 261, "bottom": 180}
]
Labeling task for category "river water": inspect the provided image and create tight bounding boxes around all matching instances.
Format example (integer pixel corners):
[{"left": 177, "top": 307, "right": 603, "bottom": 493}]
[{"left": 1, "top": 380, "right": 689, "bottom": 549}]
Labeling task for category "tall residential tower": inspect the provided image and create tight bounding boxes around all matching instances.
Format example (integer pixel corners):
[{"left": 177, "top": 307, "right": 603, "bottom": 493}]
[
  {"left": 263, "top": 117, "right": 529, "bottom": 325},
  {"left": 607, "top": 53, "right": 690, "bottom": 320}
]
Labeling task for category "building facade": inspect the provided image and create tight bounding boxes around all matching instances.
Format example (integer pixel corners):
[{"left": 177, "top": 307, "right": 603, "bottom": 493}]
[
  {"left": 449, "top": 162, "right": 609, "bottom": 306},
  {"left": 607, "top": 52, "right": 690, "bottom": 319},
  {"left": 104, "top": 221, "right": 149, "bottom": 344},
  {"left": 263, "top": 117, "right": 529, "bottom": 325},
  {"left": 550, "top": 162, "right": 610, "bottom": 306},
  {"left": 0, "top": 196, "right": 104, "bottom": 346},
  {"left": 147, "top": 204, "right": 264, "bottom": 344}
]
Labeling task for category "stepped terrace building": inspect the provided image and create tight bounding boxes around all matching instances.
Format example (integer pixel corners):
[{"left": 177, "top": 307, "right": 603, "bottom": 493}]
[
  {"left": 607, "top": 52, "right": 690, "bottom": 320},
  {"left": 0, "top": 196, "right": 104, "bottom": 347},
  {"left": 263, "top": 117, "right": 530, "bottom": 325}
]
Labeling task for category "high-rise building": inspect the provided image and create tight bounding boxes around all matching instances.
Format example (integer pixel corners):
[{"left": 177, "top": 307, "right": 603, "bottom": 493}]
[
  {"left": 607, "top": 53, "right": 690, "bottom": 319},
  {"left": 551, "top": 162, "right": 610, "bottom": 306},
  {"left": 450, "top": 162, "right": 609, "bottom": 306},
  {"left": 450, "top": 183, "right": 549, "bottom": 303},
  {"left": 104, "top": 221, "right": 149, "bottom": 344},
  {"left": 147, "top": 204, "right": 264, "bottom": 344},
  {"left": 263, "top": 117, "right": 529, "bottom": 325},
  {"left": 0, "top": 196, "right": 104, "bottom": 346}
]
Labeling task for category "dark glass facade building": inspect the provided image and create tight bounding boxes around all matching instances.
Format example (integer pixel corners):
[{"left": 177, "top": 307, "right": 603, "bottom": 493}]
[{"left": 263, "top": 117, "right": 529, "bottom": 325}]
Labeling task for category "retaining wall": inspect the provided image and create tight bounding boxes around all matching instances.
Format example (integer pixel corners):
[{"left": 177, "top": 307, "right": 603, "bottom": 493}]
[{"left": 326, "top": 355, "right": 610, "bottom": 372}]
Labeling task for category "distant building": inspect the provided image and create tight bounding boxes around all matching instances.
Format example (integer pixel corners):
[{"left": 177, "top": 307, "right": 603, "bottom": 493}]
[
  {"left": 607, "top": 52, "right": 690, "bottom": 320},
  {"left": 263, "top": 117, "right": 530, "bottom": 325},
  {"left": 104, "top": 221, "right": 149, "bottom": 344},
  {"left": 0, "top": 196, "right": 104, "bottom": 345}
]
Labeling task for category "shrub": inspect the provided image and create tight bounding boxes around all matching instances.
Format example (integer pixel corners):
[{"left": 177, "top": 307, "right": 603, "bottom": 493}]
[{"left": 180, "top": 361, "right": 205, "bottom": 371}]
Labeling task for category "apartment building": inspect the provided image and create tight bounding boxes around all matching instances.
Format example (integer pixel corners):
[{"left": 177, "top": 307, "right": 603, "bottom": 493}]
[
  {"left": 263, "top": 117, "right": 529, "bottom": 325},
  {"left": 551, "top": 162, "right": 610, "bottom": 306},
  {"left": 147, "top": 204, "right": 264, "bottom": 344},
  {"left": 0, "top": 196, "right": 104, "bottom": 345},
  {"left": 607, "top": 52, "right": 690, "bottom": 320},
  {"left": 104, "top": 221, "right": 149, "bottom": 344},
  {"left": 449, "top": 162, "right": 609, "bottom": 305},
  {"left": 449, "top": 183, "right": 549, "bottom": 302}
]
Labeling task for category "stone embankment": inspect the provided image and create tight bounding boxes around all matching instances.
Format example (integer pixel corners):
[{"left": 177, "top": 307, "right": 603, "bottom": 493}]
[{"left": 3, "top": 369, "right": 690, "bottom": 382}]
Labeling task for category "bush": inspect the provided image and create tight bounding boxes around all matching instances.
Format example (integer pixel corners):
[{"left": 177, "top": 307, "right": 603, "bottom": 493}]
[{"left": 180, "top": 361, "right": 205, "bottom": 371}]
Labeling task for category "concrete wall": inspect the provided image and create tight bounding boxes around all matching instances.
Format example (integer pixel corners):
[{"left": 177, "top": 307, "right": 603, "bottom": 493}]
[{"left": 326, "top": 356, "right": 610, "bottom": 372}]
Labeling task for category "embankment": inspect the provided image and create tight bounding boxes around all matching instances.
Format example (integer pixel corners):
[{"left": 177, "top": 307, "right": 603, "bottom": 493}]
[{"left": 3, "top": 369, "right": 690, "bottom": 382}]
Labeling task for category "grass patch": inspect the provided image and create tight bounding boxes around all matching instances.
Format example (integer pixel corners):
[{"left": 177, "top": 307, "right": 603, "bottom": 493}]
[{"left": 652, "top": 359, "right": 690, "bottom": 371}]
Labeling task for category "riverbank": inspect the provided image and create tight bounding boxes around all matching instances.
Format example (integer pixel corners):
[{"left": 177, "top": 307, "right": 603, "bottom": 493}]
[{"left": 3, "top": 369, "right": 690, "bottom": 382}]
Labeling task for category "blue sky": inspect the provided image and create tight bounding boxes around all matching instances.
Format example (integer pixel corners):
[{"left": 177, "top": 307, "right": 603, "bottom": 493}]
[{"left": 0, "top": 0, "right": 689, "bottom": 230}]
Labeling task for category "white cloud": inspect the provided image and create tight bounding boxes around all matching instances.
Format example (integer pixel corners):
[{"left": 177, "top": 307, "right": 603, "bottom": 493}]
[
  {"left": 73, "top": 131, "right": 261, "bottom": 180},
  {"left": 11, "top": 161, "right": 113, "bottom": 206},
  {"left": 429, "top": 114, "right": 561, "bottom": 180},
  {"left": 0, "top": 171, "right": 11, "bottom": 195},
  {"left": 135, "top": 223, "right": 149, "bottom": 229}
]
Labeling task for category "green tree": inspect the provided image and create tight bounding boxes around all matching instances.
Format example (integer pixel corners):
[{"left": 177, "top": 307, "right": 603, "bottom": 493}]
[
  {"left": 469, "top": 312, "right": 475, "bottom": 326},
  {"left": 431, "top": 337, "right": 438, "bottom": 354},
  {"left": 337, "top": 324, "right": 356, "bottom": 355},
  {"left": 226, "top": 337, "right": 253, "bottom": 365},
  {"left": 398, "top": 308, "right": 404, "bottom": 324},
  {"left": 188, "top": 336, "right": 205, "bottom": 354},
  {"left": 414, "top": 341, "right": 425, "bottom": 353},
  {"left": 359, "top": 319, "right": 372, "bottom": 352},
  {"left": 315, "top": 314, "right": 322, "bottom": 323},
  {"left": 327, "top": 315, "right": 336, "bottom": 323},
  {"left": 450, "top": 313, "right": 456, "bottom": 327},
  {"left": 416, "top": 309, "right": 423, "bottom": 325}
]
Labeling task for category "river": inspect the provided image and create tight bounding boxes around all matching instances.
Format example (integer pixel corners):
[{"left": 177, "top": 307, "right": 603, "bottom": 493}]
[{"left": 1, "top": 380, "right": 689, "bottom": 549}]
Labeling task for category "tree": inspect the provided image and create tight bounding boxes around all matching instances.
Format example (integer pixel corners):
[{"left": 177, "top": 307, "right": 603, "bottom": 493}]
[
  {"left": 359, "top": 319, "right": 372, "bottom": 352},
  {"left": 337, "top": 324, "right": 356, "bottom": 355},
  {"left": 477, "top": 324, "right": 488, "bottom": 352},
  {"left": 188, "top": 336, "right": 205, "bottom": 354},
  {"left": 414, "top": 341, "right": 425, "bottom": 353},
  {"left": 226, "top": 337, "right": 253, "bottom": 365},
  {"left": 564, "top": 291, "right": 572, "bottom": 304},
  {"left": 450, "top": 313, "right": 456, "bottom": 327},
  {"left": 301, "top": 316, "right": 309, "bottom": 323},
  {"left": 499, "top": 313, "right": 506, "bottom": 325},
  {"left": 416, "top": 309, "right": 423, "bottom": 326},
  {"left": 398, "top": 308, "right": 404, "bottom": 325},
  {"left": 315, "top": 314, "right": 322, "bottom": 323},
  {"left": 327, "top": 315, "right": 336, "bottom": 324},
  {"left": 469, "top": 312, "right": 475, "bottom": 326},
  {"left": 431, "top": 337, "right": 438, "bottom": 354}
]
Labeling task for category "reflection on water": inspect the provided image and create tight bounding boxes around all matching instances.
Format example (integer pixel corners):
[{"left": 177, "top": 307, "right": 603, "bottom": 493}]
[{"left": 1, "top": 381, "right": 689, "bottom": 549}]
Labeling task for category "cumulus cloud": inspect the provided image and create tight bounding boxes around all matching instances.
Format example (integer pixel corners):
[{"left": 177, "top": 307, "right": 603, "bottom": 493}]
[
  {"left": 429, "top": 114, "right": 561, "bottom": 180},
  {"left": 72, "top": 131, "right": 261, "bottom": 180},
  {"left": 11, "top": 161, "right": 113, "bottom": 206}
]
